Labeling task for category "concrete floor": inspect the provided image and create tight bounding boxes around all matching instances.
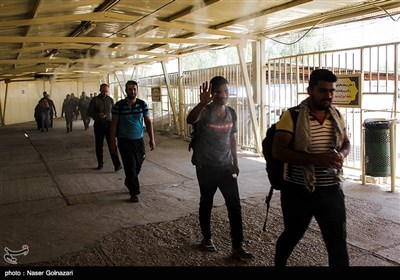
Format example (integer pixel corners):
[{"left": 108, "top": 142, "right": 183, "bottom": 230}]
[{"left": 0, "top": 118, "right": 399, "bottom": 275}]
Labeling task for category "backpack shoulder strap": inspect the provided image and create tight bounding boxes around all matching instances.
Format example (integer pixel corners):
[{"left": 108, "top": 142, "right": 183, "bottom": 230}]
[
  {"left": 288, "top": 105, "right": 300, "bottom": 129},
  {"left": 227, "top": 106, "right": 236, "bottom": 120}
]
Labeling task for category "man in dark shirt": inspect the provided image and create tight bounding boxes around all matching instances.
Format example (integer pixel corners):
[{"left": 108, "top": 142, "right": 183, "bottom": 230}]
[
  {"left": 186, "top": 76, "right": 253, "bottom": 260},
  {"left": 87, "top": 83, "right": 121, "bottom": 171},
  {"left": 78, "top": 91, "right": 91, "bottom": 130},
  {"left": 38, "top": 92, "right": 50, "bottom": 132},
  {"left": 45, "top": 92, "right": 57, "bottom": 128}
]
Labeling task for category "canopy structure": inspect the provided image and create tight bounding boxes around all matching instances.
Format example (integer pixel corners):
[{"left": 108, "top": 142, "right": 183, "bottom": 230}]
[{"left": 1, "top": 0, "right": 399, "bottom": 82}]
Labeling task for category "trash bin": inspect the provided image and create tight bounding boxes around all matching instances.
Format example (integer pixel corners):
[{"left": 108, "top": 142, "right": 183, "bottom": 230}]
[{"left": 363, "top": 119, "right": 391, "bottom": 177}]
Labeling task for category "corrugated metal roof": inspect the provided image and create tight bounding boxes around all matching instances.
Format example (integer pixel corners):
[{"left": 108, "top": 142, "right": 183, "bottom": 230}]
[{"left": 1, "top": 0, "right": 399, "bottom": 81}]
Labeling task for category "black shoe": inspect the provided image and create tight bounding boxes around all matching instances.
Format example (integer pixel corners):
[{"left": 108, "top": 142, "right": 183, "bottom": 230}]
[
  {"left": 201, "top": 239, "right": 216, "bottom": 252},
  {"left": 96, "top": 164, "right": 103, "bottom": 170},
  {"left": 114, "top": 165, "right": 122, "bottom": 172},
  {"left": 231, "top": 247, "right": 254, "bottom": 260},
  {"left": 130, "top": 195, "right": 139, "bottom": 203}
]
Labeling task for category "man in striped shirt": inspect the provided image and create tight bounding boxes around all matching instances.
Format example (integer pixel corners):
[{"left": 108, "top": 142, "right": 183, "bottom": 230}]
[
  {"left": 110, "top": 81, "right": 155, "bottom": 203},
  {"left": 273, "top": 69, "right": 351, "bottom": 267}
]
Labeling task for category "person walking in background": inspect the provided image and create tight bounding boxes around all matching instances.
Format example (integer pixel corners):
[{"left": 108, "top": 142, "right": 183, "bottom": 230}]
[
  {"left": 78, "top": 91, "right": 91, "bottom": 130},
  {"left": 110, "top": 80, "right": 155, "bottom": 203},
  {"left": 38, "top": 91, "right": 50, "bottom": 132},
  {"left": 34, "top": 102, "right": 42, "bottom": 130},
  {"left": 70, "top": 93, "right": 80, "bottom": 120},
  {"left": 186, "top": 76, "right": 253, "bottom": 260},
  {"left": 273, "top": 69, "right": 351, "bottom": 267},
  {"left": 45, "top": 92, "right": 57, "bottom": 128},
  {"left": 87, "top": 83, "right": 121, "bottom": 171},
  {"left": 61, "top": 94, "right": 75, "bottom": 133}
]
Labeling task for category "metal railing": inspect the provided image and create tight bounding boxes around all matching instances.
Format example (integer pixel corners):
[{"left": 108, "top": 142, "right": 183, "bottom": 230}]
[{"left": 129, "top": 42, "right": 400, "bottom": 181}]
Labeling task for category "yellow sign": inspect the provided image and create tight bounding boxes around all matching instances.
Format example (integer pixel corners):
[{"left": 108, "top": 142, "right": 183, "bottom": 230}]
[{"left": 332, "top": 74, "right": 362, "bottom": 108}]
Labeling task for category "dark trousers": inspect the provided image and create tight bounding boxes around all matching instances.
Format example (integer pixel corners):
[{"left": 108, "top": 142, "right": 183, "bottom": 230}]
[
  {"left": 93, "top": 121, "right": 121, "bottom": 168},
  {"left": 118, "top": 138, "right": 145, "bottom": 196},
  {"left": 80, "top": 111, "right": 90, "bottom": 129},
  {"left": 275, "top": 181, "right": 349, "bottom": 267},
  {"left": 65, "top": 119, "right": 73, "bottom": 131},
  {"left": 35, "top": 113, "right": 41, "bottom": 130},
  {"left": 195, "top": 165, "right": 243, "bottom": 248},
  {"left": 49, "top": 112, "right": 54, "bottom": 128}
]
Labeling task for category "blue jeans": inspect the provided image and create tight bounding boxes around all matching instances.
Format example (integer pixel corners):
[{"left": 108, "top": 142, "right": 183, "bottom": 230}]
[
  {"left": 275, "top": 181, "right": 349, "bottom": 267},
  {"left": 195, "top": 164, "right": 244, "bottom": 248}
]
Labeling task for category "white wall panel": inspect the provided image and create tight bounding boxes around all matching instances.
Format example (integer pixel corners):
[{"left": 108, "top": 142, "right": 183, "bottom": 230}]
[{"left": 0, "top": 79, "right": 99, "bottom": 125}]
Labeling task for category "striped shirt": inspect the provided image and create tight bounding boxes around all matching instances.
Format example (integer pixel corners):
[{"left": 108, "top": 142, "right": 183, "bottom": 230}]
[
  {"left": 276, "top": 110, "right": 345, "bottom": 187},
  {"left": 112, "top": 99, "right": 149, "bottom": 140}
]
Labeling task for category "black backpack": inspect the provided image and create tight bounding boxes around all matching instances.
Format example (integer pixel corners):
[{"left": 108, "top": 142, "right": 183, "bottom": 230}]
[{"left": 262, "top": 106, "right": 299, "bottom": 231}]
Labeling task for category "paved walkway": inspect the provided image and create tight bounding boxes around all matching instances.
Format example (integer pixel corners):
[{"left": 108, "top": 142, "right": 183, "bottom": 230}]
[{"left": 0, "top": 118, "right": 399, "bottom": 274}]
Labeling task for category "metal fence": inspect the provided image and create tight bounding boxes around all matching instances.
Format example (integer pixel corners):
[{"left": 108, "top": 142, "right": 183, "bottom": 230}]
[
  {"left": 133, "top": 42, "right": 399, "bottom": 177},
  {"left": 137, "top": 64, "right": 255, "bottom": 148}
]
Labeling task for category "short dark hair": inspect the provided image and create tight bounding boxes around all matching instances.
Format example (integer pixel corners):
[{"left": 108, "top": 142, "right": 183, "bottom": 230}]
[
  {"left": 210, "top": 76, "right": 229, "bottom": 92},
  {"left": 309, "top": 69, "right": 337, "bottom": 88},
  {"left": 125, "top": 80, "right": 138, "bottom": 89},
  {"left": 100, "top": 83, "right": 109, "bottom": 90}
]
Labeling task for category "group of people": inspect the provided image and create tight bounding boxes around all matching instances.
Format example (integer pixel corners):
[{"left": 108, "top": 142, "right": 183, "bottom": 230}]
[
  {"left": 61, "top": 92, "right": 92, "bottom": 133},
  {"left": 40, "top": 68, "right": 350, "bottom": 266},
  {"left": 34, "top": 91, "right": 95, "bottom": 133},
  {"left": 186, "top": 69, "right": 350, "bottom": 265}
]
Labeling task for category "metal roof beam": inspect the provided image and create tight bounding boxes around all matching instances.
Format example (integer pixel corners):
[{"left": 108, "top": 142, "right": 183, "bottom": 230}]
[{"left": 1, "top": 36, "right": 244, "bottom": 45}]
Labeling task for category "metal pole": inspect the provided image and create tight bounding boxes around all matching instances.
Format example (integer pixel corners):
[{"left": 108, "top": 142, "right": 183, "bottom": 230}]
[
  {"left": 2, "top": 81, "right": 9, "bottom": 125},
  {"left": 390, "top": 120, "right": 400, "bottom": 193}
]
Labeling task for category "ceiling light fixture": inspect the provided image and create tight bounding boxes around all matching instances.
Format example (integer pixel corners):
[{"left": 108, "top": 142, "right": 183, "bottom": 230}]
[
  {"left": 49, "top": 49, "right": 59, "bottom": 59},
  {"left": 82, "top": 23, "right": 96, "bottom": 35}
]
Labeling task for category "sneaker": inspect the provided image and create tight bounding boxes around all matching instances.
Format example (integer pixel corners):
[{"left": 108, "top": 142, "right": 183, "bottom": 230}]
[
  {"left": 231, "top": 247, "right": 254, "bottom": 260},
  {"left": 130, "top": 195, "right": 139, "bottom": 203},
  {"left": 201, "top": 238, "right": 216, "bottom": 252},
  {"left": 96, "top": 164, "right": 103, "bottom": 170}
]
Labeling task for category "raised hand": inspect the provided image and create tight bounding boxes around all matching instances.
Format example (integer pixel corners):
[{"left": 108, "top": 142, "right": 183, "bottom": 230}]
[{"left": 200, "top": 81, "right": 212, "bottom": 105}]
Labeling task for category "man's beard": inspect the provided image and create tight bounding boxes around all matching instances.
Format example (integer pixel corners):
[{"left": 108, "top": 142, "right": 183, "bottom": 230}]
[
  {"left": 311, "top": 96, "right": 331, "bottom": 110},
  {"left": 127, "top": 95, "right": 134, "bottom": 100}
]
